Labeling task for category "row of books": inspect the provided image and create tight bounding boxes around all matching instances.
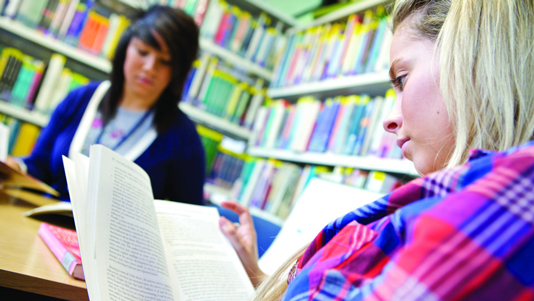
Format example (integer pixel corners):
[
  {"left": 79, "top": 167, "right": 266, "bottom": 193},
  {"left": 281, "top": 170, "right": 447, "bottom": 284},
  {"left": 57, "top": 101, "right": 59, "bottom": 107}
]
[
  {"left": 157, "top": 0, "right": 209, "bottom": 25},
  {"left": 231, "top": 157, "right": 401, "bottom": 219},
  {"left": 1, "top": 0, "right": 131, "bottom": 59},
  {"left": 183, "top": 53, "right": 269, "bottom": 129},
  {"left": 318, "top": 166, "right": 402, "bottom": 194},
  {"left": 0, "top": 48, "right": 89, "bottom": 114},
  {"left": 251, "top": 89, "right": 402, "bottom": 159},
  {"left": 270, "top": 7, "right": 391, "bottom": 88},
  {"left": 207, "top": 147, "right": 246, "bottom": 190},
  {"left": 201, "top": 0, "right": 287, "bottom": 71},
  {"left": 0, "top": 114, "right": 41, "bottom": 156}
]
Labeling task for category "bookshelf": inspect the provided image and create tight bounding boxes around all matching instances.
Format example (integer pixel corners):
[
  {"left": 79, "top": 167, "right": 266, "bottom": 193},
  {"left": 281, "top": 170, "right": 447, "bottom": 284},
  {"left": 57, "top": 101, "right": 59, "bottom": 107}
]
[
  {"left": 248, "top": 147, "right": 419, "bottom": 176},
  {"left": 200, "top": 39, "right": 273, "bottom": 80},
  {"left": 179, "top": 103, "right": 251, "bottom": 139},
  {"left": 0, "top": 17, "right": 275, "bottom": 80},
  {"left": 225, "top": 0, "right": 299, "bottom": 30},
  {"left": 268, "top": 71, "right": 391, "bottom": 100},
  {"left": 205, "top": 182, "right": 284, "bottom": 226},
  {"left": 0, "top": 100, "right": 49, "bottom": 127},
  {"left": 0, "top": 17, "right": 112, "bottom": 73},
  {"left": 287, "top": 0, "right": 391, "bottom": 34}
]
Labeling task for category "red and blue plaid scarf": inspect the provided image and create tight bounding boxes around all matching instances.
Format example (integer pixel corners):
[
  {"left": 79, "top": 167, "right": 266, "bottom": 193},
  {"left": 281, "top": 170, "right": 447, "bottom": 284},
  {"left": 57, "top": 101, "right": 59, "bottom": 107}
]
[{"left": 284, "top": 142, "right": 534, "bottom": 300}]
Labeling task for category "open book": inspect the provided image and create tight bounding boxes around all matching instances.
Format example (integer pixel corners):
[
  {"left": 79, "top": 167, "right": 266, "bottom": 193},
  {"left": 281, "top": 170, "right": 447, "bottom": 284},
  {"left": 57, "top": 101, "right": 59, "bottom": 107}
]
[{"left": 63, "top": 145, "right": 254, "bottom": 301}]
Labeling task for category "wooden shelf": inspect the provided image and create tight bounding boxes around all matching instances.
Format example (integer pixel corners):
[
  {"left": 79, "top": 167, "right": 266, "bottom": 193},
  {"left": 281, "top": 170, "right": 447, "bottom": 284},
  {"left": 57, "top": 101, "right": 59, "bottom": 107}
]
[
  {"left": 179, "top": 102, "right": 251, "bottom": 140},
  {"left": 247, "top": 147, "right": 419, "bottom": 176},
  {"left": 200, "top": 39, "right": 273, "bottom": 81},
  {"left": 0, "top": 101, "right": 49, "bottom": 127},
  {"left": 0, "top": 17, "right": 112, "bottom": 73},
  {"left": 268, "top": 71, "right": 391, "bottom": 100}
]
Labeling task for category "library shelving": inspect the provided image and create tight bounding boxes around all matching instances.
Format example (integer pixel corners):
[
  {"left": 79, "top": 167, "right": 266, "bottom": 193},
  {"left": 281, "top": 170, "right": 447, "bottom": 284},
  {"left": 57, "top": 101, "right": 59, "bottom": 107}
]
[
  {"left": 179, "top": 102, "right": 251, "bottom": 139},
  {"left": 268, "top": 71, "right": 391, "bottom": 101},
  {"left": 204, "top": 182, "right": 284, "bottom": 227},
  {"left": 199, "top": 38, "right": 273, "bottom": 80},
  {"left": 0, "top": 17, "right": 113, "bottom": 73},
  {"left": 225, "top": 0, "right": 299, "bottom": 30},
  {"left": 0, "top": 10, "right": 270, "bottom": 136},
  {"left": 287, "top": 0, "right": 391, "bottom": 34},
  {"left": 247, "top": 147, "right": 419, "bottom": 177},
  {"left": 240, "top": 0, "right": 418, "bottom": 213},
  {"left": 0, "top": 100, "right": 48, "bottom": 127},
  {"left": 0, "top": 17, "right": 275, "bottom": 80}
]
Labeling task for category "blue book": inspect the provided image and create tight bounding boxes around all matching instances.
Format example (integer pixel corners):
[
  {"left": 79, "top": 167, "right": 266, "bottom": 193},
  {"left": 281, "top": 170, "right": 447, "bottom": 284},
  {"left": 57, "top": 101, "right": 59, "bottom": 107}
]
[
  {"left": 364, "top": 17, "right": 388, "bottom": 74},
  {"left": 352, "top": 98, "right": 375, "bottom": 156},
  {"left": 308, "top": 99, "right": 340, "bottom": 153},
  {"left": 342, "top": 95, "right": 371, "bottom": 154}
]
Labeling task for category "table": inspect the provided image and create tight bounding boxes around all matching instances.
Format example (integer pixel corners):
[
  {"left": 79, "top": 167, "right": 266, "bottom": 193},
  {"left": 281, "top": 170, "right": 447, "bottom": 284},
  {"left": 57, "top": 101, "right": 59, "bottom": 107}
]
[{"left": 0, "top": 194, "right": 88, "bottom": 300}]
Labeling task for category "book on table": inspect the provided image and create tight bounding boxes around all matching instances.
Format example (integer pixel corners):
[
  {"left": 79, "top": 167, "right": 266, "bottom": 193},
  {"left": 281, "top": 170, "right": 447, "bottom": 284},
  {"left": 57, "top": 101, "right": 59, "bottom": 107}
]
[
  {"left": 62, "top": 145, "right": 254, "bottom": 301},
  {"left": 38, "top": 222, "right": 84, "bottom": 280}
]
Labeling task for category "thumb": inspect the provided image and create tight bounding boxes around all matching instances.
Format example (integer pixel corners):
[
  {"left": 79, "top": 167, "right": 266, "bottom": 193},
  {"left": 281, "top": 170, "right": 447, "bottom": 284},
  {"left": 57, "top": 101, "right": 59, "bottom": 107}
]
[{"left": 219, "top": 216, "right": 243, "bottom": 253}]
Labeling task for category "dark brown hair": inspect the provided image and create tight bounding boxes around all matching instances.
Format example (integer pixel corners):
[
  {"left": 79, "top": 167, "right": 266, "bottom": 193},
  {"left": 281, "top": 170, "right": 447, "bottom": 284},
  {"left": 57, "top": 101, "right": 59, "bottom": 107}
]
[{"left": 100, "top": 5, "right": 199, "bottom": 133}]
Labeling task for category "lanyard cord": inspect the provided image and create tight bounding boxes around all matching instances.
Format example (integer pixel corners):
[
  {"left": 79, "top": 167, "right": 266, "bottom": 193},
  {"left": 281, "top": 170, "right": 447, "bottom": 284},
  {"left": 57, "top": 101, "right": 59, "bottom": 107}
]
[{"left": 95, "top": 107, "right": 154, "bottom": 151}]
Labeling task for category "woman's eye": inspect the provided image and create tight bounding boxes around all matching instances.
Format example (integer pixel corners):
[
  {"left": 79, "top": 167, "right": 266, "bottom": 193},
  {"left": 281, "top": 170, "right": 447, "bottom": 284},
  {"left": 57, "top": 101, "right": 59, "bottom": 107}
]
[
  {"left": 391, "top": 75, "right": 407, "bottom": 91},
  {"left": 136, "top": 48, "right": 148, "bottom": 56}
]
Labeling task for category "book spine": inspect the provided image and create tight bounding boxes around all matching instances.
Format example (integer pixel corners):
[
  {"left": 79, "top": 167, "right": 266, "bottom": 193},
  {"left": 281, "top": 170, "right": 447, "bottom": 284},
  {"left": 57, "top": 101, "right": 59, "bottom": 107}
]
[{"left": 38, "top": 223, "right": 83, "bottom": 279}]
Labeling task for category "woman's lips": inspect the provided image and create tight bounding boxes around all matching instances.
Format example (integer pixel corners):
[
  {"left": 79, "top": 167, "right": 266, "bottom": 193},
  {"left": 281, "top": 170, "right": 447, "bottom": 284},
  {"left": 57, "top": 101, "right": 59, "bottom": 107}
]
[
  {"left": 137, "top": 77, "right": 154, "bottom": 85},
  {"left": 397, "top": 138, "right": 410, "bottom": 157}
]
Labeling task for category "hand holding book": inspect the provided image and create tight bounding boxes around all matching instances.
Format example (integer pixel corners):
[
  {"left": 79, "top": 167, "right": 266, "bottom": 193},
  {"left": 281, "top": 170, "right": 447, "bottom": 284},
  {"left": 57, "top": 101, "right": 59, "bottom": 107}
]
[{"left": 63, "top": 145, "right": 255, "bottom": 300}]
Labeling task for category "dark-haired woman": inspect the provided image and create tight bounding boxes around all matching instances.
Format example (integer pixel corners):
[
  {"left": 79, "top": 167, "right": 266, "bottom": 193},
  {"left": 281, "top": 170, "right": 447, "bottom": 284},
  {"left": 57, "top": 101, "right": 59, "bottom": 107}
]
[{"left": 7, "top": 6, "right": 205, "bottom": 204}]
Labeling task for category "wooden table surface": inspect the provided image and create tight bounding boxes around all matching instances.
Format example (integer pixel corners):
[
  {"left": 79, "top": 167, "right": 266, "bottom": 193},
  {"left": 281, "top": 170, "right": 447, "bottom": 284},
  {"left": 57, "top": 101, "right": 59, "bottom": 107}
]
[{"left": 0, "top": 194, "right": 88, "bottom": 300}]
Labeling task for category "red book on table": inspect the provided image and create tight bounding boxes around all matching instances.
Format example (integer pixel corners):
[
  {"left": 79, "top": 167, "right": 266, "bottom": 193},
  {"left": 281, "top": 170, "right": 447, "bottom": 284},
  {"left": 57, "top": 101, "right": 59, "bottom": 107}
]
[{"left": 38, "top": 222, "right": 84, "bottom": 280}]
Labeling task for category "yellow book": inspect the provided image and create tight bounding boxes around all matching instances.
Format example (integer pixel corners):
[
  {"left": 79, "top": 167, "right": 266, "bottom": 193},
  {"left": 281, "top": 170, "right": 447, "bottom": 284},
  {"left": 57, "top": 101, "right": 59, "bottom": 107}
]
[
  {"left": 104, "top": 15, "right": 131, "bottom": 59},
  {"left": 11, "top": 123, "right": 41, "bottom": 157},
  {"left": 0, "top": 48, "right": 23, "bottom": 80},
  {"left": 224, "top": 82, "right": 248, "bottom": 118}
]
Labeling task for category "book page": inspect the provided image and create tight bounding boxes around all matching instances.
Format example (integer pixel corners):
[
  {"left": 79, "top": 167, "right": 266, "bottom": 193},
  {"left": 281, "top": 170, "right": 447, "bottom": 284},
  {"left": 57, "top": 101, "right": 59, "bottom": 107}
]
[
  {"left": 154, "top": 200, "right": 255, "bottom": 301},
  {"left": 88, "top": 145, "right": 175, "bottom": 301},
  {"left": 258, "top": 178, "right": 384, "bottom": 275},
  {"left": 0, "top": 122, "right": 9, "bottom": 162}
]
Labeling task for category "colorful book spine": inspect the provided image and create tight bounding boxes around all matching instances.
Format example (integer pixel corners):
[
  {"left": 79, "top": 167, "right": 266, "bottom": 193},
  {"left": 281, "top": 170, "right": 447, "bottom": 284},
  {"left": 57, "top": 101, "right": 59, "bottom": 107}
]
[{"left": 270, "top": 6, "right": 391, "bottom": 89}]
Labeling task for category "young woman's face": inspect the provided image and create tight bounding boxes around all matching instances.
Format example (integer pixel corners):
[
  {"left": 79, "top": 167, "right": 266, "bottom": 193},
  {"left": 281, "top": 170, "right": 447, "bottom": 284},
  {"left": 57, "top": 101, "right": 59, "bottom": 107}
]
[
  {"left": 383, "top": 24, "right": 455, "bottom": 175},
  {"left": 123, "top": 33, "right": 172, "bottom": 102}
]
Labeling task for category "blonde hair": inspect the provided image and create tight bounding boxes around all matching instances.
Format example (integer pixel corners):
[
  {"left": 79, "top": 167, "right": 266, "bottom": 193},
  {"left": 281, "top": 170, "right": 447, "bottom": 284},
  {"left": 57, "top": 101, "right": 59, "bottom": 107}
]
[
  {"left": 254, "top": 0, "right": 534, "bottom": 299},
  {"left": 393, "top": 0, "right": 534, "bottom": 167}
]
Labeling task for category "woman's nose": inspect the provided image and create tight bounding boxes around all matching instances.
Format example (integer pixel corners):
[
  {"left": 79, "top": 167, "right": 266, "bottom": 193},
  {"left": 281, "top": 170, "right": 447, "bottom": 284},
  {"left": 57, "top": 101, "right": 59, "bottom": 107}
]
[
  {"left": 143, "top": 54, "right": 158, "bottom": 72},
  {"left": 383, "top": 98, "right": 403, "bottom": 134}
]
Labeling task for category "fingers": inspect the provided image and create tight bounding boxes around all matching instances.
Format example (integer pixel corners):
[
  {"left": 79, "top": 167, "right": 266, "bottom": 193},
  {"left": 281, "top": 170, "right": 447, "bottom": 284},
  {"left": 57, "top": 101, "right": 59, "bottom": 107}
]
[
  {"left": 220, "top": 200, "right": 248, "bottom": 214},
  {"left": 219, "top": 216, "right": 245, "bottom": 252}
]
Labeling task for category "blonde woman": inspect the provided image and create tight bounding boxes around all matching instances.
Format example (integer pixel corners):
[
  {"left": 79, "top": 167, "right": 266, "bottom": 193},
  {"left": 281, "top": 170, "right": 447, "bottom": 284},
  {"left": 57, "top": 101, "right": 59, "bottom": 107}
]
[{"left": 220, "top": 0, "right": 534, "bottom": 300}]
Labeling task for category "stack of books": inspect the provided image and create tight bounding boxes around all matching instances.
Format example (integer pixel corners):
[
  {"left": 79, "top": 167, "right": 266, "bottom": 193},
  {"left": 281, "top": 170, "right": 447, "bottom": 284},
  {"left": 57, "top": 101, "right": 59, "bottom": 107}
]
[
  {"left": 250, "top": 89, "right": 402, "bottom": 159},
  {"left": 271, "top": 6, "right": 391, "bottom": 88}
]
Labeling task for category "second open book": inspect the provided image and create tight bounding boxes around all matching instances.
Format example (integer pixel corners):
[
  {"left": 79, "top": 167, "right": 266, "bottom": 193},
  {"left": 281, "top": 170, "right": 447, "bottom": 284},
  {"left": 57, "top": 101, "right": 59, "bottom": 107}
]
[{"left": 62, "top": 145, "right": 254, "bottom": 301}]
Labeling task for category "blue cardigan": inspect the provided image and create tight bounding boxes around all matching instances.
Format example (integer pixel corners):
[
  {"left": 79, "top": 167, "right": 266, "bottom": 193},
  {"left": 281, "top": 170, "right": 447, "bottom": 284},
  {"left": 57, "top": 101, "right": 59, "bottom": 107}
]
[{"left": 24, "top": 82, "right": 205, "bottom": 205}]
